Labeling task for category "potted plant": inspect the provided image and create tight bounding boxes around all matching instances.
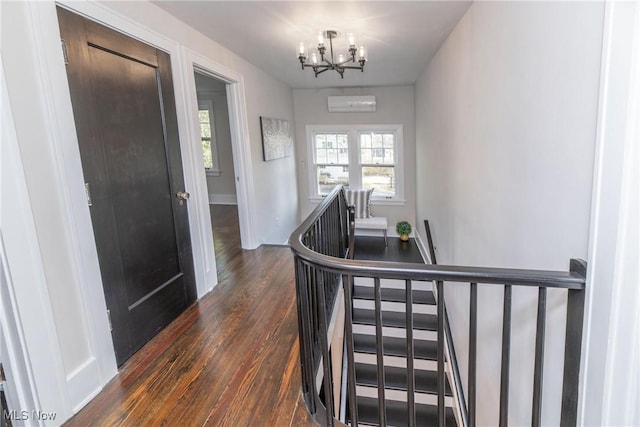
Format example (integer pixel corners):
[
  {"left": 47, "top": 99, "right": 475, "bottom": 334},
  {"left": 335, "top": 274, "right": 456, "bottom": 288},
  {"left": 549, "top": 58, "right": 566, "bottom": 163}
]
[{"left": 396, "top": 221, "right": 412, "bottom": 242}]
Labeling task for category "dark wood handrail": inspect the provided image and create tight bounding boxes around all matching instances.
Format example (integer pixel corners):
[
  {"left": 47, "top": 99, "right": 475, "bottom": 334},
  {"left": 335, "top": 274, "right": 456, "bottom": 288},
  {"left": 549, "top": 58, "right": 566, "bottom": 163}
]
[
  {"left": 289, "top": 243, "right": 585, "bottom": 288},
  {"left": 291, "top": 204, "right": 584, "bottom": 289}
]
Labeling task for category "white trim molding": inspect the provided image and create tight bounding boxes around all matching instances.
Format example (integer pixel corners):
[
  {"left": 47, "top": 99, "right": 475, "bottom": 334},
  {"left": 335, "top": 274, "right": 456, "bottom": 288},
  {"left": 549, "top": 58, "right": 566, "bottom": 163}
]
[
  {"left": 1, "top": 57, "right": 72, "bottom": 425},
  {"left": 580, "top": 1, "right": 640, "bottom": 426},
  {"left": 179, "top": 48, "right": 259, "bottom": 297},
  {"left": 305, "top": 124, "right": 405, "bottom": 203},
  {"left": 208, "top": 193, "right": 238, "bottom": 205},
  {"left": 181, "top": 48, "right": 259, "bottom": 252},
  {"left": 196, "top": 97, "right": 222, "bottom": 176}
]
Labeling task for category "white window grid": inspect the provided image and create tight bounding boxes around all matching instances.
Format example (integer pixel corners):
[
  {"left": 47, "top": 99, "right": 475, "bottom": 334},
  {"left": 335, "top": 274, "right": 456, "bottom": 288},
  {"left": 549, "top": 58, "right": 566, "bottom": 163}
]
[
  {"left": 307, "top": 124, "right": 404, "bottom": 203},
  {"left": 198, "top": 97, "right": 220, "bottom": 176}
]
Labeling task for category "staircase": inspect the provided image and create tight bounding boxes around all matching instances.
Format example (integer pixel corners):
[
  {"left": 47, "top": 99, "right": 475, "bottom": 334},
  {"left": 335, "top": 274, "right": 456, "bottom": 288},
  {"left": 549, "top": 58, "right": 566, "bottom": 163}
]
[
  {"left": 290, "top": 187, "right": 587, "bottom": 427},
  {"left": 351, "top": 277, "right": 457, "bottom": 426}
]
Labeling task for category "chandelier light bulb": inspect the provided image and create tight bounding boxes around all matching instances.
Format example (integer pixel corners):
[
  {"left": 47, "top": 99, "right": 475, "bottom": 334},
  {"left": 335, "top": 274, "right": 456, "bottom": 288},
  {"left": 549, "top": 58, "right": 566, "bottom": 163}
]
[
  {"left": 311, "top": 52, "right": 318, "bottom": 65},
  {"left": 348, "top": 33, "right": 355, "bottom": 47},
  {"left": 359, "top": 46, "right": 367, "bottom": 61},
  {"left": 338, "top": 53, "right": 345, "bottom": 64},
  {"left": 298, "top": 42, "right": 306, "bottom": 57},
  {"left": 317, "top": 31, "right": 325, "bottom": 45}
]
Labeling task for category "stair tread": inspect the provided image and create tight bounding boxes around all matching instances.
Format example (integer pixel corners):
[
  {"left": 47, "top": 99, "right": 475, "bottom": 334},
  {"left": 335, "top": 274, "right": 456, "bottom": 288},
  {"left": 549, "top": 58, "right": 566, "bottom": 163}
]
[
  {"left": 353, "top": 308, "right": 437, "bottom": 331},
  {"left": 355, "top": 363, "right": 452, "bottom": 396},
  {"left": 354, "top": 334, "right": 437, "bottom": 360},
  {"left": 356, "top": 396, "right": 456, "bottom": 426},
  {"left": 353, "top": 286, "right": 436, "bottom": 305}
]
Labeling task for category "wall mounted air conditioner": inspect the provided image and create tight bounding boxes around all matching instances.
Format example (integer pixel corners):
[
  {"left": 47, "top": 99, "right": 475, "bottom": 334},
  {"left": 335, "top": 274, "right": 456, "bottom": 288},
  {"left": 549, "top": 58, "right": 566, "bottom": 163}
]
[{"left": 327, "top": 95, "right": 376, "bottom": 113}]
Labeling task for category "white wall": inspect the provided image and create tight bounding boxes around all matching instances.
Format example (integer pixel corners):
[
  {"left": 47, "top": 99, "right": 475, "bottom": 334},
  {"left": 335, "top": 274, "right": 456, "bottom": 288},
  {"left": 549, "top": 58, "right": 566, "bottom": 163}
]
[
  {"left": 196, "top": 79, "right": 237, "bottom": 204},
  {"left": 415, "top": 2, "right": 604, "bottom": 425},
  {"left": 194, "top": 74, "right": 238, "bottom": 203},
  {"left": 293, "top": 86, "right": 416, "bottom": 229},
  {"left": 1, "top": 0, "right": 298, "bottom": 422},
  {"left": 206, "top": 92, "right": 237, "bottom": 203}
]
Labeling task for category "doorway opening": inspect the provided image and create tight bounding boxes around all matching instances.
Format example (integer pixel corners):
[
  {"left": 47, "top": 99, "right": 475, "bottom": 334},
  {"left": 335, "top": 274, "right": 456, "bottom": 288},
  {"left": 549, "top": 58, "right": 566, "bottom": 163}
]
[{"left": 193, "top": 72, "right": 242, "bottom": 281}]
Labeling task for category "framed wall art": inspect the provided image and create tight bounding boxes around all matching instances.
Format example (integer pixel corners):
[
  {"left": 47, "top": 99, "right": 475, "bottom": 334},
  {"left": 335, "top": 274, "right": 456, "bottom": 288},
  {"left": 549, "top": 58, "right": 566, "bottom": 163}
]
[{"left": 260, "top": 116, "right": 292, "bottom": 161}]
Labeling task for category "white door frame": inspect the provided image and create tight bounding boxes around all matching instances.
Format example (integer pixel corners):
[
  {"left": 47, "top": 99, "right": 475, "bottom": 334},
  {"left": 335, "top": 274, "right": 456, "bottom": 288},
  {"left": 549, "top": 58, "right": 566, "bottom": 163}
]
[
  {"left": 579, "top": 1, "right": 640, "bottom": 425},
  {"left": 1, "top": 57, "right": 71, "bottom": 425},
  {"left": 178, "top": 48, "right": 259, "bottom": 296}
]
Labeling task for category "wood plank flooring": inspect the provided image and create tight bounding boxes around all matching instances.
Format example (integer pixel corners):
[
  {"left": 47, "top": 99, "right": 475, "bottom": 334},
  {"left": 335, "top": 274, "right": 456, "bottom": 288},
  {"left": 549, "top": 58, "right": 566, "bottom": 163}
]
[
  {"left": 65, "top": 205, "right": 315, "bottom": 427},
  {"left": 354, "top": 236, "right": 424, "bottom": 263}
]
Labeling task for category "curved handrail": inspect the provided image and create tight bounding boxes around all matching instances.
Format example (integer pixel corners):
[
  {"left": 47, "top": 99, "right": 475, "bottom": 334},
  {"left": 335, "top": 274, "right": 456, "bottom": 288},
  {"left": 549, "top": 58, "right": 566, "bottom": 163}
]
[
  {"left": 289, "top": 188, "right": 584, "bottom": 289},
  {"left": 290, "top": 239, "right": 585, "bottom": 288}
]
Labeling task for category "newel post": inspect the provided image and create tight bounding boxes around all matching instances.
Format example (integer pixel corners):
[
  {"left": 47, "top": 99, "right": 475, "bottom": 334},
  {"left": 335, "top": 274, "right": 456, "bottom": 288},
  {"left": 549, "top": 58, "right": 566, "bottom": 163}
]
[{"left": 560, "top": 259, "right": 587, "bottom": 426}]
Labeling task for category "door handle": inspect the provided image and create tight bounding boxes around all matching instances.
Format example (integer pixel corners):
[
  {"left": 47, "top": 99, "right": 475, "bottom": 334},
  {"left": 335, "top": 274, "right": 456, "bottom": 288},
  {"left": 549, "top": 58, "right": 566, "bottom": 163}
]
[{"left": 176, "top": 191, "right": 190, "bottom": 206}]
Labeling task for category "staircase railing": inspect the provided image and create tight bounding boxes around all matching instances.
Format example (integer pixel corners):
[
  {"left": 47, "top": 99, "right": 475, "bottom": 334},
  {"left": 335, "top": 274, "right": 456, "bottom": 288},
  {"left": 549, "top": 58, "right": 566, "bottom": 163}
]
[
  {"left": 289, "top": 186, "right": 587, "bottom": 427},
  {"left": 425, "top": 220, "right": 468, "bottom": 427}
]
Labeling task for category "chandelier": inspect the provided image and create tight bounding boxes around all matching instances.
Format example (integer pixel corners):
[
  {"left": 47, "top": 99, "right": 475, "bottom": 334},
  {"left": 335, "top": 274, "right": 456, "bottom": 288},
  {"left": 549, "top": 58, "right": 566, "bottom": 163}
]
[{"left": 297, "top": 30, "right": 367, "bottom": 78}]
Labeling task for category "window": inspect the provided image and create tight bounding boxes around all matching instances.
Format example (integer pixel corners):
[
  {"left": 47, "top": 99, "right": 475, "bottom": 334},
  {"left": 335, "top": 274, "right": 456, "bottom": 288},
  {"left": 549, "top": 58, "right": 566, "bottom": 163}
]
[
  {"left": 308, "top": 125, "right": 404, "bottom": 203},
  {"left": 198, "top": 98, "right": 220, "bottom": 176},
  {"left": 359, "top": 132, "right": 396, "bottom": 198},
  {"left": 313, "top": 132, "right": 350, "bottom": 195}
]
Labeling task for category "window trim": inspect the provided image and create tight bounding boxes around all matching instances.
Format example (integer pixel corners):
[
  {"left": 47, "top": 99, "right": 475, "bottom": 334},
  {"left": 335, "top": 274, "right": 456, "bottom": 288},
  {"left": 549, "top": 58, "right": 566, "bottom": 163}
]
[
  {"left": 197, "top": 97, "right": 221, "bottom": 176},
  {"left": 306, "top": 124, "right": 404, "bottom": 204}
]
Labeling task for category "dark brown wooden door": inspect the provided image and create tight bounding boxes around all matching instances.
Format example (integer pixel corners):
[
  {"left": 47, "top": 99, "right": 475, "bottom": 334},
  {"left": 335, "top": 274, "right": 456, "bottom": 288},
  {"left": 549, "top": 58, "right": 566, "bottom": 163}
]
[{"left": 57, "top": 7, "right": 196, "bottom": 366}]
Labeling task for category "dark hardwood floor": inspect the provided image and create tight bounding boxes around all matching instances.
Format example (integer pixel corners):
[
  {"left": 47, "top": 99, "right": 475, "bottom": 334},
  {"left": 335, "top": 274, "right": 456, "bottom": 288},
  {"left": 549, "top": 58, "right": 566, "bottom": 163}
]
[
  {"left": 65, "top": 204, "right": 315, "bottom": 427},
  {"left": 354, "top": 236, "right": 424, "bottom": 263},
  {"left": 210, "top": 204, "right": 244, "bottom": 283}
]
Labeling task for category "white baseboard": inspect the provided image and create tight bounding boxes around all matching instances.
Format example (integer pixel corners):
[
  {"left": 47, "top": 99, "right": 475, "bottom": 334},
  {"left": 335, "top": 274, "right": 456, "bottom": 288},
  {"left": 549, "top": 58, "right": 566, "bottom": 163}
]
[
  {"left": 66, "top": 357, "right": 103, "bottom": 413},
  {"left": 208, "top": 193, "right": 237, "bottom": 205},
  {"left": 414, "top": 233, "right": 431, "bottom": 264}
]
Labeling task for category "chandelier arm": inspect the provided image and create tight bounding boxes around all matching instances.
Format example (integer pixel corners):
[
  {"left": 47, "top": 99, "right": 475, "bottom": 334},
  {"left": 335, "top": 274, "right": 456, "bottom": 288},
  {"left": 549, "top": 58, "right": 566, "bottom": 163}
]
[
  {"left": 315, "top": 68, "right": 330, "bottom": 76},
  {"left": 307, "top": 63, "right": 328, "bottom": 69},
  {"left": 334, "top": 59, "right": 353, "bottom": 67}
]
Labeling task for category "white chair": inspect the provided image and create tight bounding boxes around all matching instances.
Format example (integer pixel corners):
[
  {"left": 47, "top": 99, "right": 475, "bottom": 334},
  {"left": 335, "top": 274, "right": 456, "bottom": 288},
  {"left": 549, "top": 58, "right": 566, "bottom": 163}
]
[
  {"left": 344, "top": 188, "right": 388, "bottom": 246},
  {"left": 354, "top": 216, "right": 388, "bottom": 246}
]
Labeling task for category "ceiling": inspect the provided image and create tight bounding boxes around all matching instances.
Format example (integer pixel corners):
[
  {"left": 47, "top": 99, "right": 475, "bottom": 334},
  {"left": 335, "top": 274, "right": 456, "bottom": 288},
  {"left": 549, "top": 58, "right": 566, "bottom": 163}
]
[{"left": 152, "top": 1, "right": 472, "bottom": 89}]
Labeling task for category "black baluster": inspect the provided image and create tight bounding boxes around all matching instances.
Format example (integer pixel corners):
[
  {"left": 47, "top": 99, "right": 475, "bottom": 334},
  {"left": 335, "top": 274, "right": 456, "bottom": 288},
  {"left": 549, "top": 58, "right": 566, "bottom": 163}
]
[
  {"left": 406, "top": 279, "right": 416, "bottom": 427},
  {"left": 469, "top": 282, "right": 477, "bottom": 427},
  {"left": 343, "top": 275, "right": 358, "bottom": 427},
  {"left": 317, "top": 270, "right": 334, "bottom": 425},
  {"left": 499, "top": 285, "right": 512, "bottom": 427},
  {"left": 437, "top": 280, "right": 445, "bottom": 427},
  {"left": 561, "top": 259, "right": 587, "bottom": 427},
  {"left": 374, "top": 277, "right": 387, "bottom": 426},
  {"left": 532, "top": 287, "right": 547, "bottom": 427}
]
